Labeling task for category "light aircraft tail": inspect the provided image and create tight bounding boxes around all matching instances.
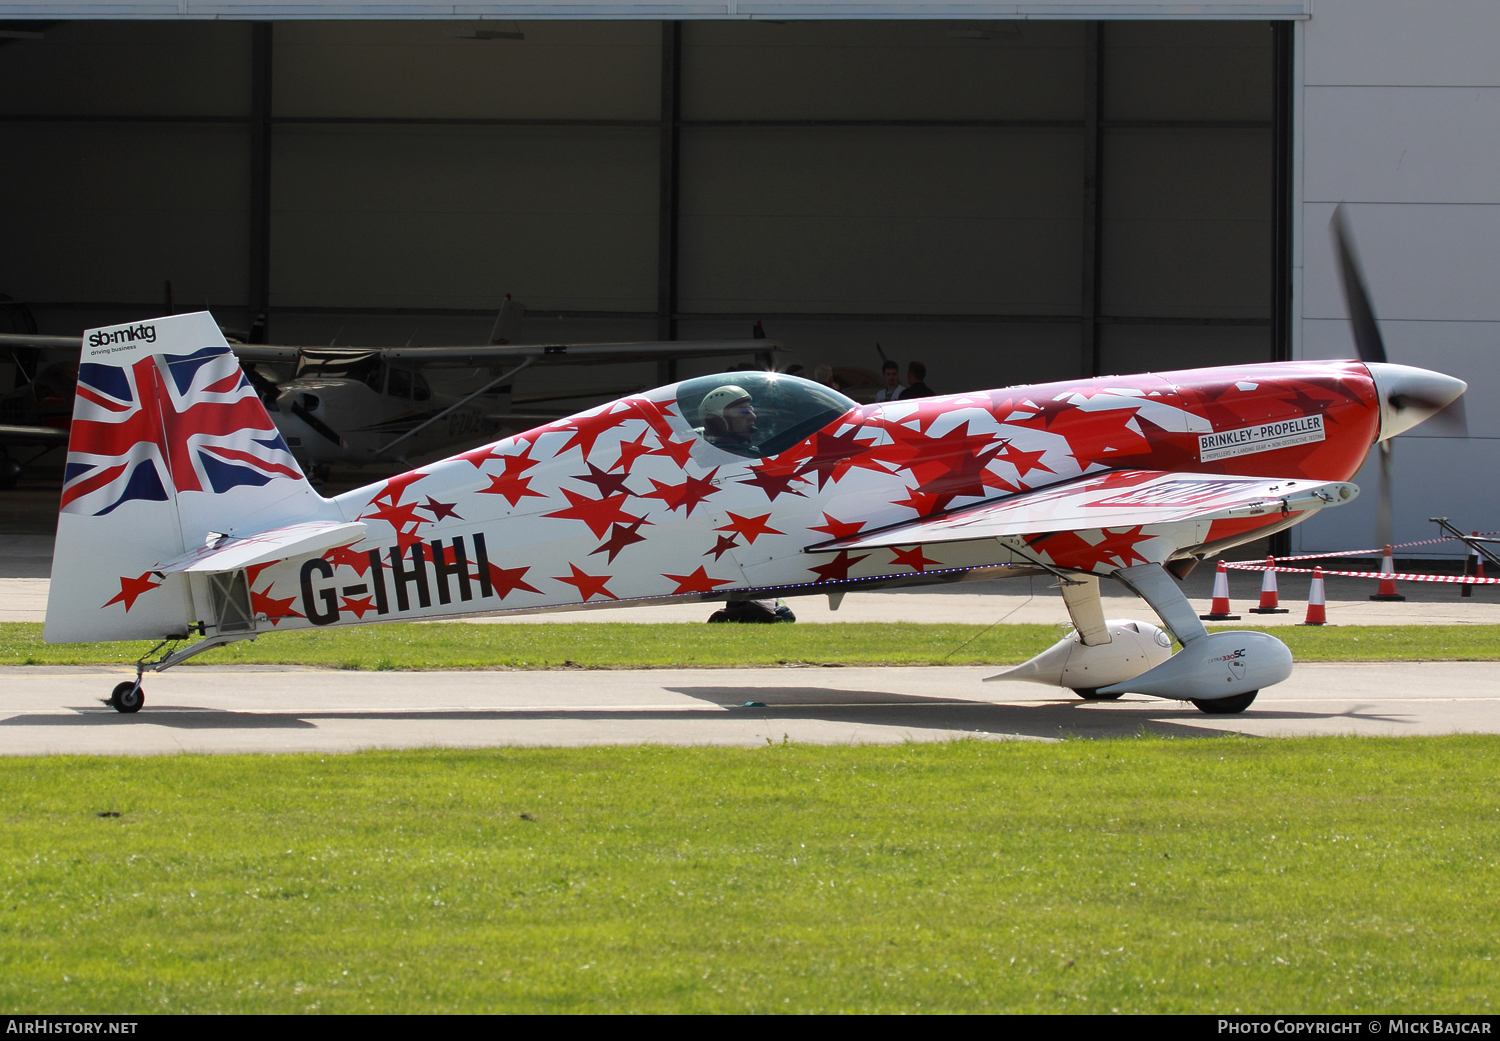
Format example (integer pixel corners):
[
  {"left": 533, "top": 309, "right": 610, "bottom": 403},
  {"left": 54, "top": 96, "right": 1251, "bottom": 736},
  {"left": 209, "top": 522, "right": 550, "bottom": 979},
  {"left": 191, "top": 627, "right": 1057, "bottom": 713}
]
[{"left": 45, "top": 312, "right": 337, "bottom": 643}]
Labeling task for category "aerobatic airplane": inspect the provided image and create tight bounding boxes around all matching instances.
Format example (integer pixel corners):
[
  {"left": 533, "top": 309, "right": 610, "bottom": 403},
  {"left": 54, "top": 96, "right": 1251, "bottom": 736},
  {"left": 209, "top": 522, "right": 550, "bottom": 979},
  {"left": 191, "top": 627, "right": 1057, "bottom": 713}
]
[{"left": 44, "top": 216, "right": 1468, "bottom": 716}]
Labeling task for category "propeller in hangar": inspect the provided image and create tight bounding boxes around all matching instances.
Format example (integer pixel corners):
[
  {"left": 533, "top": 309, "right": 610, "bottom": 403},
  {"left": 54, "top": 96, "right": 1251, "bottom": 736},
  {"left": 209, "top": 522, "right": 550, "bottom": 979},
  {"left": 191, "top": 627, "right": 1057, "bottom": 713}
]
[{"left": 1330, "top": 205, "right": 1468, "bottom": 549}]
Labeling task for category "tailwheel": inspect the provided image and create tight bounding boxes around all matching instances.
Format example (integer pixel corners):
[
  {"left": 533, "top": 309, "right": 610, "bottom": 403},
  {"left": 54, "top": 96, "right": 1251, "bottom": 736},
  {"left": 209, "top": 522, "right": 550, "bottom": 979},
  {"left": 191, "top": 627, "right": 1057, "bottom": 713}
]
[
  {"left": 1073, "top": 688, "right": 1124, "bottom": 701},
  {"left": 1191, "top": 691, "right": 1257, "bottom": 715},
  {"left": 109, "top": 681, "right": 144, "bottom": 714}
]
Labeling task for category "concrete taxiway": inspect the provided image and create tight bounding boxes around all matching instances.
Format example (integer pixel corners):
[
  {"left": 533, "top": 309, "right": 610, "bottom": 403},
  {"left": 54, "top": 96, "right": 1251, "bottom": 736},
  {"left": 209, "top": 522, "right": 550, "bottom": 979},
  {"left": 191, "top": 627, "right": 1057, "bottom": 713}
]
[{"left": 0, "top": 661, "right": 1496, "bottom": 755}]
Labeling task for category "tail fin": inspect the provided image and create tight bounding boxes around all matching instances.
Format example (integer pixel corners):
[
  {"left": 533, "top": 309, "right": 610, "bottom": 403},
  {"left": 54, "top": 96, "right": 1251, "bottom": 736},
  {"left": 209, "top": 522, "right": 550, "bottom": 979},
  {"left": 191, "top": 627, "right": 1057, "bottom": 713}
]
[
  {"left": 487, "top": 294, "right": 527, "bottom": 345},
  {"left": 45, "top": 312, "right": 336, "bottom": 643}
]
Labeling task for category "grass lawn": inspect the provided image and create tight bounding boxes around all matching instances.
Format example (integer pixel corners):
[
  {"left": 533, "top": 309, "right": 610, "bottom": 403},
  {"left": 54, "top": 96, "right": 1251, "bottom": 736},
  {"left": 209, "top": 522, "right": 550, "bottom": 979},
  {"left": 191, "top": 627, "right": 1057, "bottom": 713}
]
[
  {"left": 1, "top": 621, "right": 1498, "bottom": 670},
  {"left": 0, "top": 739, "right": 1494, "bottom": 1013}
]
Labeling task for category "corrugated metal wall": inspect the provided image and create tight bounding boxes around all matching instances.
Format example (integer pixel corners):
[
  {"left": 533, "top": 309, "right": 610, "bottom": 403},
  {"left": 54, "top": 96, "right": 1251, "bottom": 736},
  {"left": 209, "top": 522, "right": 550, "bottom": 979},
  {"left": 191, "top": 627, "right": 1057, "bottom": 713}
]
[{"left": 0, "top": 19, "right": 1275, "bottom": 395}]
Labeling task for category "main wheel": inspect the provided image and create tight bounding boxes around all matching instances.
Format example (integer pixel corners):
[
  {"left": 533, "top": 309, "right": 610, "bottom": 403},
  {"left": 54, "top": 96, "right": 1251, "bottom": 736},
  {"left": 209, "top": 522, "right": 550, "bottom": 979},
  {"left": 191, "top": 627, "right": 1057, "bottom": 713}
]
[
  {"left": 1073, "top": 688, "right": 1124, "bottom": 701},
  {"left": 109, "top": 681, "right": 144, "bottom": 714},
  {"left": 1191, "top": 690, "right": 1257, "bottom": 715}
]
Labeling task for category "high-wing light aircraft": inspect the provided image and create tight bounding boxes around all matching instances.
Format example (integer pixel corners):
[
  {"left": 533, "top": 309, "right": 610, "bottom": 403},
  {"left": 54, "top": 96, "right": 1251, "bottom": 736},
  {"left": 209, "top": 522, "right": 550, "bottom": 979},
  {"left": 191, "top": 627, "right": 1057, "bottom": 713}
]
[
  {"left": 44, "top": 216, "right": 1467, "bottom": 716},
  {"left": 2, "top": 299, "right": 782, "bottom": 477}
]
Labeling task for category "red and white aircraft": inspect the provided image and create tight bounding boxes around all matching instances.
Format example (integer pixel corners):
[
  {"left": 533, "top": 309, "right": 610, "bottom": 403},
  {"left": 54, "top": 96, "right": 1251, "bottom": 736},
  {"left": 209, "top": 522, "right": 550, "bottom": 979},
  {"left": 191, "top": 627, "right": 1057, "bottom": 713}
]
[{"left": 45, "top": 224, "right": 1467, "bottom": 717}]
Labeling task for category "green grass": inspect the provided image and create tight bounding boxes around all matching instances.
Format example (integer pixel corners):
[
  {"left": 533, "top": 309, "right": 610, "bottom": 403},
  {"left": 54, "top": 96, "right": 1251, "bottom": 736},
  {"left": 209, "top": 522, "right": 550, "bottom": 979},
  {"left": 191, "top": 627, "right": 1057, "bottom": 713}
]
[
  {"left": 2, "top": 621, "right": 1499, "bottom": 670},
  {"left": 0, "top": 739, "right": 1495, "bottom": 1013}
]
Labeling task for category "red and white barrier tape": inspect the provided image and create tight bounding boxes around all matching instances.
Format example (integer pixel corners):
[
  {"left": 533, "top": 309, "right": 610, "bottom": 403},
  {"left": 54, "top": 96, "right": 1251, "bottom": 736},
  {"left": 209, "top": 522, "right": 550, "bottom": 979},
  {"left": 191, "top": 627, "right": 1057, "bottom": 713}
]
[
  {"left": 1249, "top": 531, "right": 1500, "bottom": 564},
  {"left": 1223, "top": 563, "right": 1500, "bottom": 585}
]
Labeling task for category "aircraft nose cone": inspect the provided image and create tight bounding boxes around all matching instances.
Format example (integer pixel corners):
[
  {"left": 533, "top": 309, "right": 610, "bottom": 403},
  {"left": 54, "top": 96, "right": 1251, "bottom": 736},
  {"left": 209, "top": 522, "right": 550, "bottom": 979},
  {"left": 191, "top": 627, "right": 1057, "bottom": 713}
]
[{"left": 1366, "top": 362, "right": 1467, "bottom": 441}]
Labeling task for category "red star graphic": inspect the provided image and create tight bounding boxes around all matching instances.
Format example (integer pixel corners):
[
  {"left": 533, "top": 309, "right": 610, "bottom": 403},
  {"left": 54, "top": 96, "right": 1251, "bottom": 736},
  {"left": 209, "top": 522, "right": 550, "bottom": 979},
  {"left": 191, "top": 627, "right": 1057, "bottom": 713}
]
[
  {"left": 244, "top": 561, "right": 278, "bottom": 588},
  {"left": 372, "top": 471, "right": 427, "bottom": 505},
  {"left": 340, "top": 595, "right": 376, "bottom": 619},
  {"left": 590, "top": 521, "right": 649, "bottom": 564},
  {"left": 1024, "top": 526, "right": 1155, "bottom": 571},
  {"left": 457, "top": 444, "right": 499, "bottom": 468},
  {"left": 704, "top": 534, "right": 739, "bottom": 561},
  {"left": 362, "top": 499, "right": 424, "bottom": 530},
  {"left": 554, "top": 409, "right": 626, "bottom": 463},
  {"left": 904, "top": 422, "right": 1006, "bottom": 512},
  {"left": 544, "top": 489, "right": 643, "bottom": 539},
  {"left": 324, "top": 544, "right": 374, "bottom": 576},
  {"left": 740, "top": 461, "right": 808, "bottom": 501},
  {"left": 395, "top": 527, "right": 426, "bottom": 553},
  {"left": 663, "top": 566, "right": 734, "bottom": 596},
  {"left": 640, "top": 469, "right": 719, "bottom": 517},
  {"left": 611, "top": 430, "right": 656, "bottom": 473},
  {"left": 475, "top": 446, "right": 544, "bottom": 507},
  {"left": 250, "top": 587, "right": 303, "bottom": 626},
  {"left": 1046, "top": 404, "right": 1150, "bottom": 470},
  {"left": 716, "top": 511, "right": 782, "bottom": 544},
  {"left": 419, "top": 497, "right": 462, "bottom": 521},
  {"left": 103, "top": 572, "right": 161, "bottom": 611},
  {"left": 1087, "top": 526, "right": 1155, "bottom": 569},
  {"left": 995, "top": 440, "right": 1053, "bottom": 480},
  {"left": 652, "top": 435, "right": 696, "bottom": 468},
  {"left": 555, "top": 564, "right": 617, "bottom": 601},
  {"left": 793, "top": 425, "right": 868, "bottom": 490},
  {"left": 809, "top": 513, "right": 865, "bottom": 541},
  {"left": 893, "top": 487, "right": 942, "bottom": 516},
  {"left": 808, "top": 550, "right": 868, "bottom": 583},
  {"left": 486, "top": 562, "right": 542, "bottom": 599},
  {"left": 569, "top": 462, "right": 633, "bottom": 499},
  {"left": 889, "top": 545, "right": 939, "bottom": 571}
]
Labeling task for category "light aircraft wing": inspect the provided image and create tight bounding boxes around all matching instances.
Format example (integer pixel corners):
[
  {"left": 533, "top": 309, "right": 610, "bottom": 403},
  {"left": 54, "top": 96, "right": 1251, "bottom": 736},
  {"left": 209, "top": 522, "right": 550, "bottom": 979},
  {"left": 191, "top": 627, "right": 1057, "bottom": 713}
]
[
  {"left": 151, "top": 520, "right": 367, "bottom": 575},
  {"left": 0, "top": 423, "right": 69, "bottom": 446},
  {"left": 376, "top": 339, "right": 781, "bottom": 367},
  {"left": 817, "top": 470, "right": 1358, "bottom": 552},
  {"left": 4, "top": 334, "right": 781, "bottom": 368}
]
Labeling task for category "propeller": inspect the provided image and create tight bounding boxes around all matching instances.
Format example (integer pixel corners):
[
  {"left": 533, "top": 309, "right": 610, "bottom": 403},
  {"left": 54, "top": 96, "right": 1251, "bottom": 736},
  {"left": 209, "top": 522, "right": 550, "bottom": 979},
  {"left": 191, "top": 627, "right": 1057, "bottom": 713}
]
[{"left": 1331, "top": 206, "right": 1468, "bottom": 550}]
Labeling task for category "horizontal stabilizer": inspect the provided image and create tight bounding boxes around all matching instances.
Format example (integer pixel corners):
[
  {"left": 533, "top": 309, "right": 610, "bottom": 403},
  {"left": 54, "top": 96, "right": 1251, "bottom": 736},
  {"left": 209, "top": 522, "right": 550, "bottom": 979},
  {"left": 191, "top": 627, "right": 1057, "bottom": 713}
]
[
  {"left": 818, "top": 470, "right": 1357, "bottom": 552},
  {"left": 152, "top": 520, "right": 366, "bottom": 575}
]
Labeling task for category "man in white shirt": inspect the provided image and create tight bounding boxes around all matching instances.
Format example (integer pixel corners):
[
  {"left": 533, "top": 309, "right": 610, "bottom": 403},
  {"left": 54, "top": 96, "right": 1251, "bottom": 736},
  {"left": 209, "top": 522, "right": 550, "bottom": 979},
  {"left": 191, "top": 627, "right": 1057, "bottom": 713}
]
[{"left": 874, "top": 360, "right": 902, "bottom": 402}]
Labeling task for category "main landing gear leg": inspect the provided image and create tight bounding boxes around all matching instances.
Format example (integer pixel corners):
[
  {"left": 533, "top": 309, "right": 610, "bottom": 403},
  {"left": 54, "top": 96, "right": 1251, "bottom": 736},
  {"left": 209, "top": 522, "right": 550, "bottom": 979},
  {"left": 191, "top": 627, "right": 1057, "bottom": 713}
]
[
  {"left": 1059, "top": 575, "right": 1124, "bottom": 701},
  {"left": 105, "top": 632, "right": 259, "bottom": 714}
]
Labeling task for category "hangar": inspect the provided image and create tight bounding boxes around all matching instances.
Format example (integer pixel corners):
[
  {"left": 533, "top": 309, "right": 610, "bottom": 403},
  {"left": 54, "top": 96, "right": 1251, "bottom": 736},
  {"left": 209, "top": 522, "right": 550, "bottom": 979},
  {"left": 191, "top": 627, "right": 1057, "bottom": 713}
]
[{"left": 0, "top": 0, "right": 1492, "bottom": 556}]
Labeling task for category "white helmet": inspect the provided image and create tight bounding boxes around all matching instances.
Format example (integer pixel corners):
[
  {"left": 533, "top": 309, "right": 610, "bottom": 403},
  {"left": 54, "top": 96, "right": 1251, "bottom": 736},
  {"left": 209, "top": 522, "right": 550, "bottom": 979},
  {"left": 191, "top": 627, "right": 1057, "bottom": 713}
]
[{"left": 700, "top": 385, "right": 752, "bottom": 421}]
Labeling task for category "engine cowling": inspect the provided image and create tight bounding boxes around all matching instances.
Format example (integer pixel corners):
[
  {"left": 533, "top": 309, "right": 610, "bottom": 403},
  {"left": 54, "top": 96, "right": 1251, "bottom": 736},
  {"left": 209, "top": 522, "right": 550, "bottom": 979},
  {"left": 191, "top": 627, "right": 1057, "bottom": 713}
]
[{"left": 985, "top": 619, "right": 1173, "bottom": 691}]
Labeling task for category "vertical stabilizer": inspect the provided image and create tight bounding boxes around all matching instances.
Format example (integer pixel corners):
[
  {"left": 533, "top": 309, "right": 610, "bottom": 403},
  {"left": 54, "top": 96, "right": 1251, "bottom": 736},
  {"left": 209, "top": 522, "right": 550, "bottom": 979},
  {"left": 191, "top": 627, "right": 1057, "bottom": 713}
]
[{"left": 45, "top": 312, "right": 336, "bottom": 643}]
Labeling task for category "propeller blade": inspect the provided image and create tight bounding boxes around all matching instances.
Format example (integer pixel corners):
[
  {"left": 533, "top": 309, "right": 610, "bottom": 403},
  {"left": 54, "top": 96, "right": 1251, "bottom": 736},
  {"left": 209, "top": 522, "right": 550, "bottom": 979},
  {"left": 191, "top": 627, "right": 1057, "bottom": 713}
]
[
  {"left": 1331, "top": 205, "right": 1388, "bottom": 365},
  {"left": 1376, "top": 440, "right": 1394, "bottom": 551},
  {"left": 1423, "top": 394, "right": 1469, "bottom": 438}
]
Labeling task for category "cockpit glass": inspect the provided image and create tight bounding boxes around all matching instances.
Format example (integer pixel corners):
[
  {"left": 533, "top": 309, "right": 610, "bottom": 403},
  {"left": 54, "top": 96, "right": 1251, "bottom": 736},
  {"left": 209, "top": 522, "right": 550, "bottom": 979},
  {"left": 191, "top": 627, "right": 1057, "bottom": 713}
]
[{"left": 675, "top": 372, "right": 856, "bottom": 458}]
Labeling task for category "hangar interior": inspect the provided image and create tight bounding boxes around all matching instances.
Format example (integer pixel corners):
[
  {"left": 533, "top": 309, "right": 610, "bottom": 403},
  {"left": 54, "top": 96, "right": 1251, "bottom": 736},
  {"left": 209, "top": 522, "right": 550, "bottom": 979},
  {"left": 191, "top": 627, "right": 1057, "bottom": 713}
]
[{"left": 0, "top": 18, "right": 1288, "bottom": 403}]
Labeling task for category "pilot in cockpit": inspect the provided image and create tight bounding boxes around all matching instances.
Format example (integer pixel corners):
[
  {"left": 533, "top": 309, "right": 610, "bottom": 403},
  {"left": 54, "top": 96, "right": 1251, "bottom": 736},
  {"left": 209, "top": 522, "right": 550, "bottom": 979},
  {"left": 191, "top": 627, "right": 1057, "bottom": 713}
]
[{"left": 699, "top": 384, "right": 758, "bottom": 455}]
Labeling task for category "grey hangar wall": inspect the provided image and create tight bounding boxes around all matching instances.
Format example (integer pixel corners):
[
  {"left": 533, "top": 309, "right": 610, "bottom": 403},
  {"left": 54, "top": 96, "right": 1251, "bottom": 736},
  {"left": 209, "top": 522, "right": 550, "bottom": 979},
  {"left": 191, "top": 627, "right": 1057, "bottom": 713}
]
[{"left": 0, "top": 18, "right": 1284, "bottom": 397}]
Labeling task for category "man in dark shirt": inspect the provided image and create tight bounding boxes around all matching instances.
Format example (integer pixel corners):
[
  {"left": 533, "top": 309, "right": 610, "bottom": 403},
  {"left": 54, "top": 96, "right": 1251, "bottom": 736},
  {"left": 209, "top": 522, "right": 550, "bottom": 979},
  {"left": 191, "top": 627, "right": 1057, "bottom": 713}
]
[{"left": 900, "top": 361, "right": 933, "bottom": 399}]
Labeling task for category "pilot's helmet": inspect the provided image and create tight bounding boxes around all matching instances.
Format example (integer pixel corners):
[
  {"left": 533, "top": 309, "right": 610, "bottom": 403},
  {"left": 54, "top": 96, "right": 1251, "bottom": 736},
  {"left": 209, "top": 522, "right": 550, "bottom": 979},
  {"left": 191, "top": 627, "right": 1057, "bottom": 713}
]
[{"left": 700, "top": 385, "right": 752, "bottom": 423}]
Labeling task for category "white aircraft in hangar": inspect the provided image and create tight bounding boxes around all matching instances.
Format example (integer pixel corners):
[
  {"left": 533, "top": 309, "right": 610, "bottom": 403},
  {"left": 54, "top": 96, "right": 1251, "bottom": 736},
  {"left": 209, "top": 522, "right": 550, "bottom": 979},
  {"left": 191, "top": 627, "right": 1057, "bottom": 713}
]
[{"left": 0, "top": 298, "right": 782, "bottom": 476}]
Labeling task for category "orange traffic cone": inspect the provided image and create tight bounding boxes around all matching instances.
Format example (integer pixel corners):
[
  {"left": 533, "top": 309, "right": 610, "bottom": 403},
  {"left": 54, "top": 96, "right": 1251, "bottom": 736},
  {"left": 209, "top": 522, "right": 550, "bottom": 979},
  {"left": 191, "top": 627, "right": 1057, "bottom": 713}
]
[
  {"left": 1249, "top": 556, "right": 1289, "bottom": 614},
  {"left": 1199, "top": 560, "right": 1241, "bottom": 620},
  {"left": 1370, "top": 544, "right": 1406, "bottom": 602},
  {"left": 1302, "top": 568, "right": 1327, "bottom": 625}
]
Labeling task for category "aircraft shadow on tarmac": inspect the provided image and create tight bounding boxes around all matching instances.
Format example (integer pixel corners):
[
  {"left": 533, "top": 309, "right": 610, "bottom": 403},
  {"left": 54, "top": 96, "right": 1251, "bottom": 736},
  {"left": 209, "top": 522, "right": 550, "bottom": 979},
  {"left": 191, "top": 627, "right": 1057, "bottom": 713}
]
[{"left": 0, "top": 686, "right": 1415, "bottom": 740}]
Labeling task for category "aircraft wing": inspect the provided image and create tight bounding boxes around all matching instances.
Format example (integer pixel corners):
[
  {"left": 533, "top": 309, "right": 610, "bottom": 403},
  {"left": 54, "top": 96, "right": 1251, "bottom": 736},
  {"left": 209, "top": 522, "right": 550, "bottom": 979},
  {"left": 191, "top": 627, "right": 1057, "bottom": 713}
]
[
  {"left": 2, "top": 333, "right": 781, "bottom": 369},
  {"left": 376, "top": 339, "right": 783, "bottom": 367},
  {"left": 817, "top": 470, "right": 1358, "bottom": 552},
  {"left": 0, "top": 423, "right": 70, "bottom": 446}
]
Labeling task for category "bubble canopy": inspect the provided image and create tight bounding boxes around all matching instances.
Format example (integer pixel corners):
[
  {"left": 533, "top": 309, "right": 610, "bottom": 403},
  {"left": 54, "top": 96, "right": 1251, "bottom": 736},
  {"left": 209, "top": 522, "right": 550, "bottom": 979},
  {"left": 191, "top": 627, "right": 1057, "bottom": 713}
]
[{"left": 675, "top": 372, "right": 856, "bottom": 458}]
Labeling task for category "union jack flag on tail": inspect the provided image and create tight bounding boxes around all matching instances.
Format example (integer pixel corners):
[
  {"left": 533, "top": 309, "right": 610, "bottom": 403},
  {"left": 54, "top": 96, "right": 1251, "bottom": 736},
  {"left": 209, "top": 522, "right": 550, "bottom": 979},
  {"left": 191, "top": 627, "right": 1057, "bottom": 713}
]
[
  {"left": 63, "top": 344, "right": 303, "bottom": 516},
  {"left": 46, "top": 312, "right": 337, "bottom": 644}
]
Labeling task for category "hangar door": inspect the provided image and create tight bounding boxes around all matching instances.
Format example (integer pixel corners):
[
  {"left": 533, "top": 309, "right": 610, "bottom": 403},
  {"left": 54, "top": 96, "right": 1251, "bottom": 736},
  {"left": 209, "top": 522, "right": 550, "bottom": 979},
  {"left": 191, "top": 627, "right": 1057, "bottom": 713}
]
[{"left": 0, "top": 19, "right": 1289, "bottom": 396}]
